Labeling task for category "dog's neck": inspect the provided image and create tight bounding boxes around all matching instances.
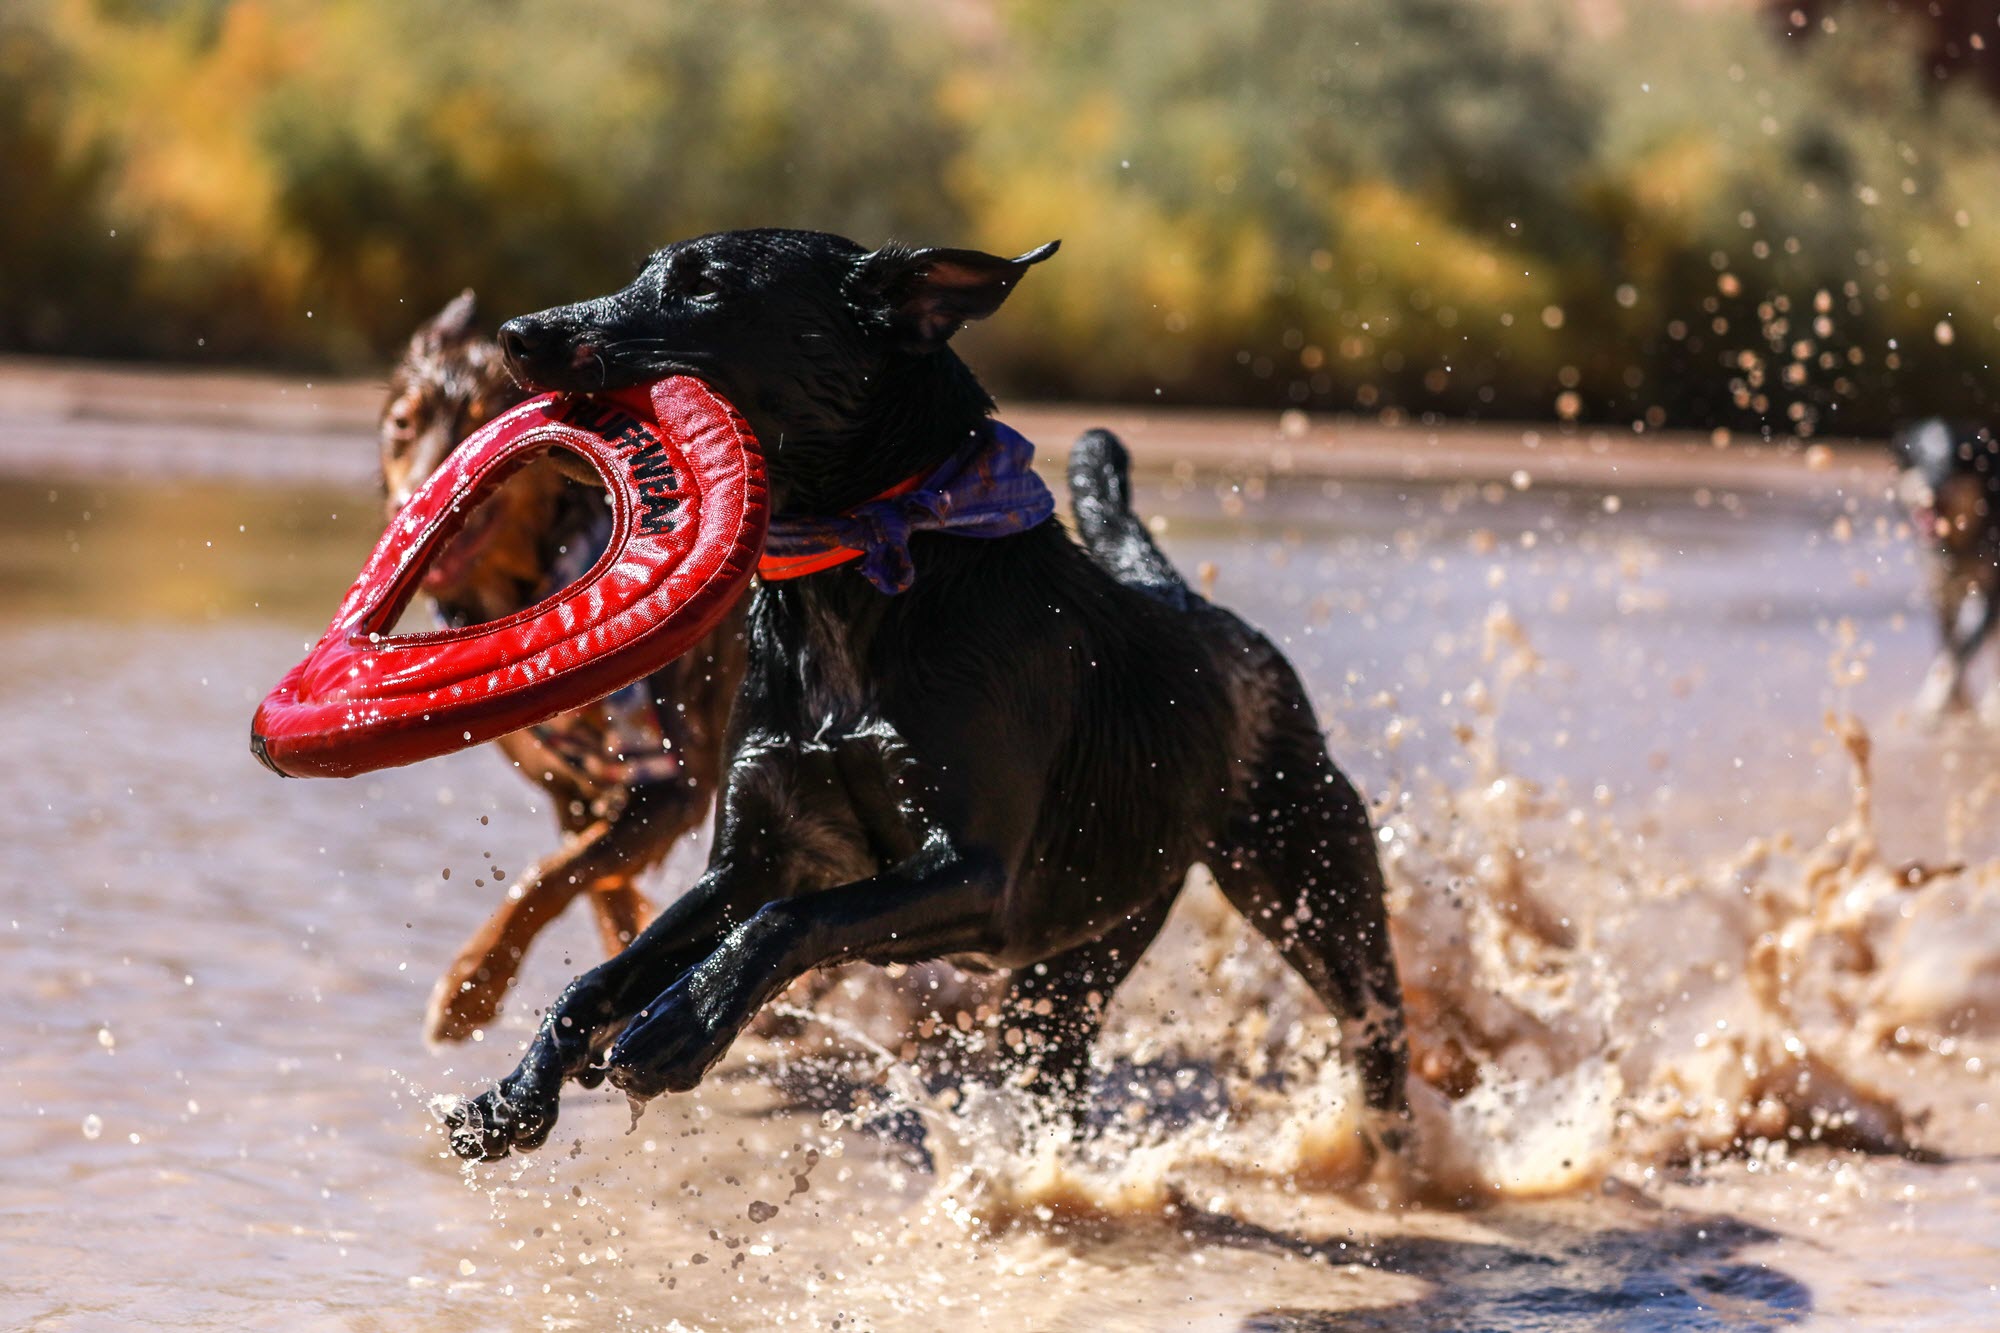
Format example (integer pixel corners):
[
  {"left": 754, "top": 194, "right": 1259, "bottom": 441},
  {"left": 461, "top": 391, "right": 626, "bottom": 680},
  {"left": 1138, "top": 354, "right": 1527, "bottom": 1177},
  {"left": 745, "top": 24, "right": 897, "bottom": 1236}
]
[
  {"left": 750, "top": 352, "right": 1046, "bottom": 691},
  {"left": 766, "top": 353, "right": 994, "bottom": 517},
  {"left": 751, "top": 357, "right": 1040, "bottom": 684}
]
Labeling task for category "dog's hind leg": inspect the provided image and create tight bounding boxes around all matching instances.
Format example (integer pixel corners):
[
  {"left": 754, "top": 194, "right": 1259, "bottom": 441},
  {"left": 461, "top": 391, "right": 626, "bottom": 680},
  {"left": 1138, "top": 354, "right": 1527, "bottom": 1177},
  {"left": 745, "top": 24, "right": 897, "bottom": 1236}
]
[
  {"left": 427, "top": 853, "right": 592, "bottom": 1045},
  {"left": 1079, "top": 429, "right": 1406, "bottom": 1141},
  {"left": 1000, "top": 895, "right": 1172, "bottom": 1127},
  {"left": 1953, "top": 579, "right": 2000, "bottom": 720},
  {"left": 586, "top": 881, "right": 653, "bottom": 953},
  {"left": 1206, "top": 680, "right": 1409, "bottom": 1149},
  {"left": 425, "top": 782, "right": 696, "bottom": 1044}
]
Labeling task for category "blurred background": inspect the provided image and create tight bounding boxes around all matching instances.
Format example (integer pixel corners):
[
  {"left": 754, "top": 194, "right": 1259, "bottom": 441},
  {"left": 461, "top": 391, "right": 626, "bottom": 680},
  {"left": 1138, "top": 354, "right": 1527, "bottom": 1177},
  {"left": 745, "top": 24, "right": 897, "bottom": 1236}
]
[{"left": 4, "top": 0, "right": 1996, "bottom": 435}]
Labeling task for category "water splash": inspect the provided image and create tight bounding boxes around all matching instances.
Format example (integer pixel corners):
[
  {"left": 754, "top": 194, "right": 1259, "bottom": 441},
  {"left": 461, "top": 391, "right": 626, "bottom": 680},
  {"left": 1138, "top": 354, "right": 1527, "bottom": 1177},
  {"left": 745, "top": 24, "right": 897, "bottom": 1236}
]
[{"left": 731, "top": 608, "right": 1988, "bottom": 1226}]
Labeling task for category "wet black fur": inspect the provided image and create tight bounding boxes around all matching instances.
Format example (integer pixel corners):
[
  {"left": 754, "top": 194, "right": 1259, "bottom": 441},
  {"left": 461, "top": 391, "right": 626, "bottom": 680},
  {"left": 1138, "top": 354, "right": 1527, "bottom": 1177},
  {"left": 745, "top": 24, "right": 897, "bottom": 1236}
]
[{"left": 447, "top": 228, "right": 1409, "bottom": 1161}]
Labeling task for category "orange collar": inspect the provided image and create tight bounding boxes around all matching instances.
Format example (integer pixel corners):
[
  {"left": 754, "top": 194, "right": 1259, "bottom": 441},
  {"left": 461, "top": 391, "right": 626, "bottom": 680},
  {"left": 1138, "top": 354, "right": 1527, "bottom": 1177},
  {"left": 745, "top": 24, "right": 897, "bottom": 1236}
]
[{"left": 755, "top": 472, "right": 926, "bottom": 581}]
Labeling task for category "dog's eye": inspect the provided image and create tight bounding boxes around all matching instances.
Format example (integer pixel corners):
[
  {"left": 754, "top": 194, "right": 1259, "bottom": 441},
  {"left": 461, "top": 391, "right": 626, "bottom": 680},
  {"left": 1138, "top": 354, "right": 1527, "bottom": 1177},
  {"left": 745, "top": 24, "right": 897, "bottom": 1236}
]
[{"left": 685, "top": 273, "right": 722, "bottom": 302}]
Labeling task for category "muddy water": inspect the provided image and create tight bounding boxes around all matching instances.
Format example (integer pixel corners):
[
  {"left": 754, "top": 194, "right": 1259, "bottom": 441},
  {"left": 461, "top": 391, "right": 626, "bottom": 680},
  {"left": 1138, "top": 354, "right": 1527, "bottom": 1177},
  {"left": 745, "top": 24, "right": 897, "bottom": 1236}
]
[{"left": 3, "top": 447, "right": 1998, "bottom": 1331}]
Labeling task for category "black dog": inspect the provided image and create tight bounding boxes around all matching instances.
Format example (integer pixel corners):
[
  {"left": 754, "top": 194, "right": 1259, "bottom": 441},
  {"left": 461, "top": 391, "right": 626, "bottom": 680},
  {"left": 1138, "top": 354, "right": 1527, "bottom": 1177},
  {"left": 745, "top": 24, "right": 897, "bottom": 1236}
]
[
  {"left": 444, "top": 229, "right": 1409, "bottom": 1160},
  {"left": 1892, "top": 419, "right": 2000, "bottom": 718}
]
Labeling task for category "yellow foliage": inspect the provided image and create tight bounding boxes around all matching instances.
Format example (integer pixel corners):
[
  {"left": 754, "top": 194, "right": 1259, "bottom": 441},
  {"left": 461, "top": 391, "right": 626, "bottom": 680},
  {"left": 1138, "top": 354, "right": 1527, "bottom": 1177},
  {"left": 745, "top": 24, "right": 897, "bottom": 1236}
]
[
  {"left": 1335, "top": 180, "right": 1544, "bottom": 315},
  {"left": 2, "top": 0, "right": 1996, "bottom": 432}
]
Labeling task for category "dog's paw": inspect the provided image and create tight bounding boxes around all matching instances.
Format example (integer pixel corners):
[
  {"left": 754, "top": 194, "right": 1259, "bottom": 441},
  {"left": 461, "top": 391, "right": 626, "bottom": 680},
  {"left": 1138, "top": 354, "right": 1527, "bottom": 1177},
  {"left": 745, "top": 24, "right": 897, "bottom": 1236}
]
[
  {"left": 602, "top": 980, "right": 737, "bottom": 1101},
  {"left": 440, "top": 1054, "right": 565, "bottom": 1161}
]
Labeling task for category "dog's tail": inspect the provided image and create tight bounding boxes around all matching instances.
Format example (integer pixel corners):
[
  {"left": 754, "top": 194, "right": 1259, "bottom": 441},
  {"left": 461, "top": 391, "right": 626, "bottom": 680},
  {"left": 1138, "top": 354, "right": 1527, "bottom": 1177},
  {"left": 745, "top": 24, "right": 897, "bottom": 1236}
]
[{"left": 1068, "top": 428, "right": 1193, "bottom": 610}]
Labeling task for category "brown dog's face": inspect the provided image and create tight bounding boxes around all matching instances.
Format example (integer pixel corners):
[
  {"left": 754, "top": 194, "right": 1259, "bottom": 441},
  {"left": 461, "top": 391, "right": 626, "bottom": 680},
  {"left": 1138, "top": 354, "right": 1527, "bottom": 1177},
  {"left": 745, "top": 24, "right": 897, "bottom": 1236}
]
[
  {"left": 380, "top": 290, "right": 528, "bottom": 517},
  {"left": 380, "top": 292, "right": 574, "bottom": 613}
]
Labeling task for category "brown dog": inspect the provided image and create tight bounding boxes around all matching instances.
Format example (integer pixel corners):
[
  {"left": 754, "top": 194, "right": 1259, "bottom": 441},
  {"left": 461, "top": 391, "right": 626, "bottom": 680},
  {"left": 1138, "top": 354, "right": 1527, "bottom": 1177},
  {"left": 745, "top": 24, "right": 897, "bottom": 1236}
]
[{"left": 379, "top": 291, "right": 746, "bottom": 1042}]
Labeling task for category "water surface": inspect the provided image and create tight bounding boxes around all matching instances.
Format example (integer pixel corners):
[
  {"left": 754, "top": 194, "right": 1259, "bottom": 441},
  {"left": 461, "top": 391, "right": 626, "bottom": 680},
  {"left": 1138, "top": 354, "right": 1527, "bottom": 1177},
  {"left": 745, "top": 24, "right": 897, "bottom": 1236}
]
[{"left": 3, "top": 440, "right": 1996, "bottom": 1331}]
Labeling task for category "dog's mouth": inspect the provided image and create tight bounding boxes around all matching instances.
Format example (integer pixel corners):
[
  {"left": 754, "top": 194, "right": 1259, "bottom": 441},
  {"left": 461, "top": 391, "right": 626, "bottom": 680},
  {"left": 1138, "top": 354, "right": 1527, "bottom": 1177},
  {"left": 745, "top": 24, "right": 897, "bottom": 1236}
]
[
  {"left": 508, "top": 343, "right": 715, "bottom": 399},
  {"left": 504, "top": 339, "right": 622, "bottom": 395}
]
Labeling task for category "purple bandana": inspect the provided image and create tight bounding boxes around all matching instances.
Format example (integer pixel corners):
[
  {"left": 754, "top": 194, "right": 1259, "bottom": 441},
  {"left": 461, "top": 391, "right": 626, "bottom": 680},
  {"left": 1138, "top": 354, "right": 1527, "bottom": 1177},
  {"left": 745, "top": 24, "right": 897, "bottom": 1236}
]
[{"left": 759, "top": 421, "right": 1055, "bottom": 594}]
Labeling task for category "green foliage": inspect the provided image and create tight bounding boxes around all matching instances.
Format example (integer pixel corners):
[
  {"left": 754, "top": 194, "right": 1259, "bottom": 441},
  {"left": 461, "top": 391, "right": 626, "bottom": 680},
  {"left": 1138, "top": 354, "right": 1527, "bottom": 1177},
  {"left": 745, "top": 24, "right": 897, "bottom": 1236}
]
[
  {"left": 4, "top": 0, "right": 1995, "bottom": 434},
  {"left": 0, "top": 3, "right": 141, "bottom": 353},
  {"left": 253, "top": 0, "right": 964, "bottom": 359}
]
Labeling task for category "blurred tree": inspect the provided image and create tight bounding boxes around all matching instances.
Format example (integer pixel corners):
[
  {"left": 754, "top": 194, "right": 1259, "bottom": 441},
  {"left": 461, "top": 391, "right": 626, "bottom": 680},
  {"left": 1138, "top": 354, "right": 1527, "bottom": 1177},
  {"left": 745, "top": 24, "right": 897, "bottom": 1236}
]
[
  {"left": 1578, "top": 0, "right": 2000, "bottom": 434},
  {"left": 257, "top": 0, "right": 965, "bottom": 358},
  {"left": 1775, "top": 1, "right": 2000, "bottom": 101},
  {"left": 0, "top": 4, "right": 141, "bottom": 354},
  {"left": 953, "top": 0, "right": 1601, "bottom": 412},
  {"left": 1, "top": 0, "right": 1995, "bottom": 435}
]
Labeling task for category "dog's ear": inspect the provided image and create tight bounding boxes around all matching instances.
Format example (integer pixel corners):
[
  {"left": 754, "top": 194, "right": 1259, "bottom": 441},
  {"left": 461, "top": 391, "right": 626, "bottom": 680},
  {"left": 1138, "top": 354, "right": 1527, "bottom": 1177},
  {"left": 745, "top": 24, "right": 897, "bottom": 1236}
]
[
  {"left": 853, "top": 241, "right": 1059, "bottom": 351},
  {"left": 416, "top": 289, "right": 479, "bottom": 347}
]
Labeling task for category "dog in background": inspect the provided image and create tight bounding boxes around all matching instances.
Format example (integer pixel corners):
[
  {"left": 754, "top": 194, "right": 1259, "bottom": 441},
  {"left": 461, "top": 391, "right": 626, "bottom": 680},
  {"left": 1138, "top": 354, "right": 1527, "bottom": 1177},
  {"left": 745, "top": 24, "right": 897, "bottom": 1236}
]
[
  {"left": 379, "top": 291, "right": 745, "bottom": 1043},
  {"left": 1893, "top": 419, "right": 2000, "bottom": 719}
]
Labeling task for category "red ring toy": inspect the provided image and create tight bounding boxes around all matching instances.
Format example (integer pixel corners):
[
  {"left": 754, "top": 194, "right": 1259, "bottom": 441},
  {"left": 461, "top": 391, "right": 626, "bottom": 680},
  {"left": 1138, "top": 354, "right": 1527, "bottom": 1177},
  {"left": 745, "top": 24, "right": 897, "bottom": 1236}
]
[{"left": 251, "top": 376, "right": 767, "bottom": 778}]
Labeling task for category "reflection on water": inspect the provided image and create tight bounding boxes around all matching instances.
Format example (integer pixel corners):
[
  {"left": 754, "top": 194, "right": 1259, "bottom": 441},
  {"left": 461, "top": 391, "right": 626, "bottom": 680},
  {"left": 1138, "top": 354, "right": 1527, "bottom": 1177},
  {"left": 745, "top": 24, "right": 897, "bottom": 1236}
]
[
  {"left": 0, "top": 478, "right": 381, "bottom": 625},
  {"left": 2, "top": 459, "right": 1997, "bottom": 1331}
]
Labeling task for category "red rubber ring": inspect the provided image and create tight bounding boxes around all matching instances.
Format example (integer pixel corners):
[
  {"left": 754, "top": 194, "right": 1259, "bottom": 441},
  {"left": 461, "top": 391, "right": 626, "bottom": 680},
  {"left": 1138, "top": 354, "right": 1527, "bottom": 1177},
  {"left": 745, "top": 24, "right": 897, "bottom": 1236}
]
[{"left": 251, "top": 376, "right": 767, "bottom": 778}]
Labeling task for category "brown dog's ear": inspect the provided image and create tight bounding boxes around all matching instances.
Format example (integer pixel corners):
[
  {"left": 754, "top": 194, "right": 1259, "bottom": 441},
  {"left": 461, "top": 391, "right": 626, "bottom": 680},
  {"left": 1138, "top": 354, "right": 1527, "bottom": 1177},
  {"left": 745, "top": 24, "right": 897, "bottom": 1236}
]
[
  {"left": 854, "top": 241, "right": 1058, "bottom": 351},
  {"left": 416, "top": 289, "right": 479, "bottom": 347}
]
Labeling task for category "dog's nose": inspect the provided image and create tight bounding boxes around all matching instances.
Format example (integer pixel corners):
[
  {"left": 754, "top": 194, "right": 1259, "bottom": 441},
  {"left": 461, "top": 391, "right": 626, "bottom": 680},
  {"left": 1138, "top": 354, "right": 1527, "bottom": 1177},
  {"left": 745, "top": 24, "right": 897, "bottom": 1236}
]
[{"left": 497, "top": 317, "right": 549, "bottom": 366}]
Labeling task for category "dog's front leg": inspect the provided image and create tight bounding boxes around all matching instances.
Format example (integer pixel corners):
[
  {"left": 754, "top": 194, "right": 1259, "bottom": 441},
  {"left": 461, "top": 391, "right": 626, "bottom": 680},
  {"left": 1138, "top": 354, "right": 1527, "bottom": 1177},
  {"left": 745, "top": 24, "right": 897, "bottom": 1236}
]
[
  {"left": 424, "top": 830, "right": 601, "bottom": 1046},
  {"left": 602, "top": 845, "right": 1007, "bottom": 1102},
  {"left": 443, "top": 856, "right": 779, "bottom": 1161},
  {"left": 493, "top": 726, "right": 604, "bottom": 830}
]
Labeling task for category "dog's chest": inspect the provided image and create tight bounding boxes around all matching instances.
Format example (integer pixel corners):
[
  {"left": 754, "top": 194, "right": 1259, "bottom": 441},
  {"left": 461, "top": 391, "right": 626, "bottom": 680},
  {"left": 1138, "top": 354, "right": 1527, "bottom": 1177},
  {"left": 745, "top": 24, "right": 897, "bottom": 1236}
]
[
  {"left": 729, "top": 594, "right": 937, "bottom": 888},
  {"left": 728, "top": 718, "right": 928, "bottom": 893},
  {"left": 785, "top": 592, "right": 875, "bottom": 733}
]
